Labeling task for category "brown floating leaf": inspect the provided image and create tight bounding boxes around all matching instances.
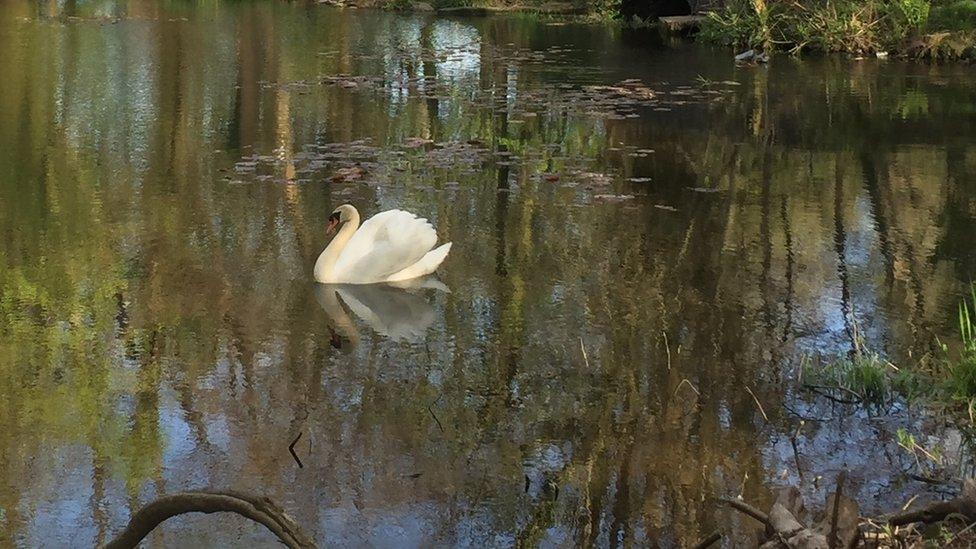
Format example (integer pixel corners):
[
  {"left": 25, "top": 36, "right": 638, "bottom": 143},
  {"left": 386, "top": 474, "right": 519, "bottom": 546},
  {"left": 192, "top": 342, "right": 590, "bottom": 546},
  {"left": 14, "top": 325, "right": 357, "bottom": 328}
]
[
  {"left": 593, "top": 194, "right": 635, "bottom": 203},
  {"left": 330, "top": 166, "right": 366, "bottom": 183}
]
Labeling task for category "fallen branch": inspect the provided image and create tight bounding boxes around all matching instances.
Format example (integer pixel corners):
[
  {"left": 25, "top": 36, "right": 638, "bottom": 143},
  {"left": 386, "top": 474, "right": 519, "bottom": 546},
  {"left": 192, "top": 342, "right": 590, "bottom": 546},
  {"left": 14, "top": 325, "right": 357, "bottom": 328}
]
[
  {"left": 719, "top": 481, "right": 859, "bottom": 549},
  {"left": 103, "top": 490, "right": 316, "bottom": 549},
  {"left": 890, "top": 480, "right": 976, "bottom": 527},
  {"left": 718, "top": 497, "right": 772, "bottom": 528},
  {"left": 889, "top": 498, "right": 976, "bottom": 526}
]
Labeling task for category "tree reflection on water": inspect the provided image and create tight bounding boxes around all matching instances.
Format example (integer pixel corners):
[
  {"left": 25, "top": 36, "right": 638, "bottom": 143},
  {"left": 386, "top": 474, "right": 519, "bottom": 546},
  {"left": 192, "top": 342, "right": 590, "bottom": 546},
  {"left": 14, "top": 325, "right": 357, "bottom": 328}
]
[{"left": 0, "top": 2, "right": 975, "bottom": 546}]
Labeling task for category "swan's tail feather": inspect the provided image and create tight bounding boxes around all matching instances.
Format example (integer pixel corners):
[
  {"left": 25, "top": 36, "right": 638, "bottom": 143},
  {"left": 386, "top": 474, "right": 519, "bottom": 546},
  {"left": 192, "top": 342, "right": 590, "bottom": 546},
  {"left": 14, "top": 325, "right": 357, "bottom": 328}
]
[{"left": 386, "top": 242, "right": 452, "bottom": 282}]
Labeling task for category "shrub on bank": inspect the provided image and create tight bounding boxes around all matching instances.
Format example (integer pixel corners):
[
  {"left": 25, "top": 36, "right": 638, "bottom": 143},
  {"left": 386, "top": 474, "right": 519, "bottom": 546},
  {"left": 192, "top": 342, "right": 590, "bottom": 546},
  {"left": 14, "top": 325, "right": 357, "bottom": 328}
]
[{"left": 697, "top": 0, "right": 976, "bottom": 58}]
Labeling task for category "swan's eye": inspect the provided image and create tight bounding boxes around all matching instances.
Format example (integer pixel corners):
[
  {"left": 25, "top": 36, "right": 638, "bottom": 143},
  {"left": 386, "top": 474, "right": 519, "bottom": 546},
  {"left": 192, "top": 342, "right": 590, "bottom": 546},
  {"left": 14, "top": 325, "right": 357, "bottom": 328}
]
[{"left": 328, "top": 212, "right": 341, "bottom": 223}]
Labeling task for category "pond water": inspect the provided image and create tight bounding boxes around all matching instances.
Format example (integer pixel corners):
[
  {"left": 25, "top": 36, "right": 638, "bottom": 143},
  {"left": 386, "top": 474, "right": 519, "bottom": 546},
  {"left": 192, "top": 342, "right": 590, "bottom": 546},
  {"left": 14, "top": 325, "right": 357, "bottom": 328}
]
[{"left": 1, "top": 2, "right": 976, "bottom": 547}]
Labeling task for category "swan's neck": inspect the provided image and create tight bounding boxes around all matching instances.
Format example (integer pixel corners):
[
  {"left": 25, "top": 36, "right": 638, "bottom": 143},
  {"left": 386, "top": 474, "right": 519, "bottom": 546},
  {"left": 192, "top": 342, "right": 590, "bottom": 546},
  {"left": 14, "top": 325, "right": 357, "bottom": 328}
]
[{"left": 314, "top": 211, "right": 360, "bottom": 283}]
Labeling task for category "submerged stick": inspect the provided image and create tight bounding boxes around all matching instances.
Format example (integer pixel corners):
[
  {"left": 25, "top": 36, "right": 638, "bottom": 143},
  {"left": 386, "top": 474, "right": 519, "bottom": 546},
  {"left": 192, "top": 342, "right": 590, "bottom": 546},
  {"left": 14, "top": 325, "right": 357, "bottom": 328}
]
[
  {"left": 745, "top": 385, "right": 769, "bottom": 422},
  {"left": 790, "top": 422, "right": 804, "bottom": 481},
  {"left": 691, "top": 530, "right": 722, "bottom": 549},
  {"left": 663, "top": 331, "right": 671, "bottom": 371},
  {"left": 673, "top": 378, "right": 700, "bottom": 398},
  {"left": 289, "top": 432, "right": 304, "bottom": 469},
  {"left": 103, "top": 490, "right": 316, "bottom": 549},
  {"left": 428, "top": 404, "right": 444, "bottom": 433}
]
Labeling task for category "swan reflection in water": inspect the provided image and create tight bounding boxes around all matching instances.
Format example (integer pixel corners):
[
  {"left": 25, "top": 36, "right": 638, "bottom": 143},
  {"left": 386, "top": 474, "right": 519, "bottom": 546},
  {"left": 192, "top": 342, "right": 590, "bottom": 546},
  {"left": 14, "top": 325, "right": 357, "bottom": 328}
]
[{"left": 314, "top": 276, "right": 449, "bottom": 349}]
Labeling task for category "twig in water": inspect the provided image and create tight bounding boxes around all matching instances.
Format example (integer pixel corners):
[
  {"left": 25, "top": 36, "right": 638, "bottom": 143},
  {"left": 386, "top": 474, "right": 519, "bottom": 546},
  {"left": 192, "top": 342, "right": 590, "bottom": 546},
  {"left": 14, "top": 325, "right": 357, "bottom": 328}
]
[
  {"left": 691, "top": 530, "right": 722, "bottom": 549},
  {"left": 790, "top": 422, "right": 804, "bottom": 481},
  {"left": 804, "top": 385, "right": 860, "bottom": 405},
  {"left": 717, "top": 496, "right": 772, "bottom": 528},
  {"left": 745, "top": 385, "right": 769, "bottom": 422},
  {"left": 289, "top": 432, "right": 304, "bottom": 469},
  {"left": 909, "top": 473, "right": 950, "bottom": 485},
  {"left": 428, "top": 404, "right": 444, "bottom": 433},
  {"left": 673, "top": 378, "right": 700, "bottom": 398},
  {"left": 663, "top": 331, "right": 672, "bottom": 370},
  {"left": 580, "top": 337, "right": 590, "bottom": 368},
  {"left": 783, "top": 401, "right": 833, "bottom": 422},
  {"left": 804, "top": 383, "right": 866, "bottom": 403},
  {"left": 901, "top": 494, "right": 920, "bottom": 511}
]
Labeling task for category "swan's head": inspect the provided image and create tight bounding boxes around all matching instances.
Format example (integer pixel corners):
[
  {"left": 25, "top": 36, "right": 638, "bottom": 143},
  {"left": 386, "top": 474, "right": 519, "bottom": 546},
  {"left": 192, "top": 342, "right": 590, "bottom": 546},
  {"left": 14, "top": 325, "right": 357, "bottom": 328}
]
[{"left": 326, "top": 204, "right": 357, "bottom": 236}]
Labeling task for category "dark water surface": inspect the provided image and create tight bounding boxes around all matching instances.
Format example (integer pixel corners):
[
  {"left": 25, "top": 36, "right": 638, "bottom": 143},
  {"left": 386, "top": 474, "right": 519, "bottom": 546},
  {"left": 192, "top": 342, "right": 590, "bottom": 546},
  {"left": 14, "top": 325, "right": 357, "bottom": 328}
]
[{"left": 2, "top": 2, "right": 976, "bottom": 546}]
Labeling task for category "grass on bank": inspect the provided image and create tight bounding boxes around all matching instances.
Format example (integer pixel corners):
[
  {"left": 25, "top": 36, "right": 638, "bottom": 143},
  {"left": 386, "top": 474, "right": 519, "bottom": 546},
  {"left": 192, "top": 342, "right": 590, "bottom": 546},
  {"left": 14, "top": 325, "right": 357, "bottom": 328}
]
[{"left": 697, "top": 0, "right": 976, "bottom": 58}]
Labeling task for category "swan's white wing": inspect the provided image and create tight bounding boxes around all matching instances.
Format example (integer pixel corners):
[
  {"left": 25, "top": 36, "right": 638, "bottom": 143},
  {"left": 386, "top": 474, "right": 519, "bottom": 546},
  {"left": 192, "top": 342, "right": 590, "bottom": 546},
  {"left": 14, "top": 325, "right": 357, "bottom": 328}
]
[
  {"left": 333, "top": 210, "right": 438, "bottom": 283},
  {"left": 385, "top": 242, "right": 452, "bottom": 282}
]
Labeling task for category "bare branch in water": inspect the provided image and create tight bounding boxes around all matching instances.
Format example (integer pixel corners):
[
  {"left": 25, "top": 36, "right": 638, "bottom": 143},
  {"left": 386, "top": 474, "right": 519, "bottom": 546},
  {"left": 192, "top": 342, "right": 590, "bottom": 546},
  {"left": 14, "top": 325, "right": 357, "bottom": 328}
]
[{"left": 103, "top": 490, "right": 316, "bottom": 549}]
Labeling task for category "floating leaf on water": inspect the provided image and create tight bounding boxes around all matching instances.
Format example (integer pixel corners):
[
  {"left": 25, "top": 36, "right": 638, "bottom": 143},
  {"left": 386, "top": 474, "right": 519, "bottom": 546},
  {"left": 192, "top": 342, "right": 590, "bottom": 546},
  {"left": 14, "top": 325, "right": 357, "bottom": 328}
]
[
  {"left": 576, "top": 171, "right": 614, "bottom": 186},
  {"left": 593, "top": 194, "right": 635, "bottom": 202},
  {"left": 330, "top": 166, "right": 366, "bottom": 183},
  {"left": 403, "top": 137, "right": 434, "bottom": 149}
]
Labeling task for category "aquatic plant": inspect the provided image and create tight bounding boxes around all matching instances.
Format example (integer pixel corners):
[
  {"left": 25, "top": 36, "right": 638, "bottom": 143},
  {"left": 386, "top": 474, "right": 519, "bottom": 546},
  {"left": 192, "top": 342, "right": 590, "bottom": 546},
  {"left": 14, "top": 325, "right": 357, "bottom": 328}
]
[
  {"left": 895, "top": 427, "right": 944, "bottom": 467},
  {"left": 800, "top": 287, "right": 976, "bottom": 420},
  {"left": 943, "top": 284, "right": 976, "bottom": 402},
  {"left": 803, "top": 350, "right": 893, "bottom": 409},
  {"left": 798, "top": 314, "right": 899, "bottom": 408}
]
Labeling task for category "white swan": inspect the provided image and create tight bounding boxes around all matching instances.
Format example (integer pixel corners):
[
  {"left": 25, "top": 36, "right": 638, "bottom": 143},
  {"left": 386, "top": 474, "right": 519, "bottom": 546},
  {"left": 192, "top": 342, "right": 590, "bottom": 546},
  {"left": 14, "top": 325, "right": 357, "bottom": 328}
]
[{"left": 313, "top": 204, "right": 452, "bottom": 284}]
